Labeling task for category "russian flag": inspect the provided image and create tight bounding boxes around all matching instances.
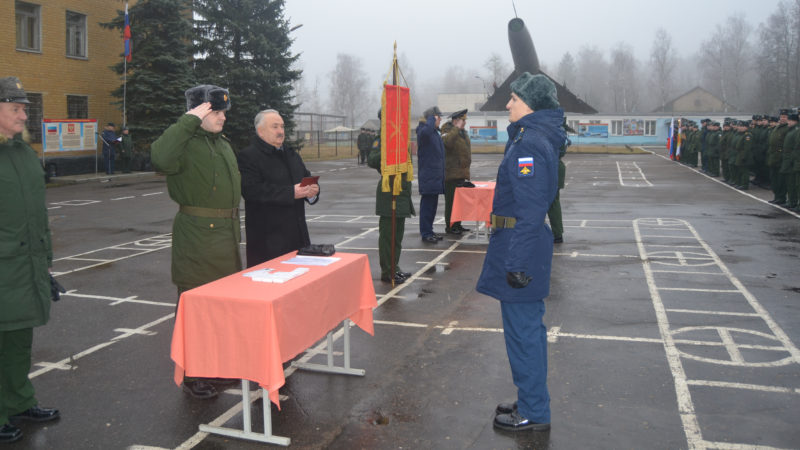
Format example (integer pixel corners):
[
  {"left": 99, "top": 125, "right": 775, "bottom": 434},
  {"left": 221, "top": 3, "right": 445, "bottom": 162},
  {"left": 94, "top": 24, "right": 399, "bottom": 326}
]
[{"left": 123, "top": 2, "right": 131, "bottom": 62}]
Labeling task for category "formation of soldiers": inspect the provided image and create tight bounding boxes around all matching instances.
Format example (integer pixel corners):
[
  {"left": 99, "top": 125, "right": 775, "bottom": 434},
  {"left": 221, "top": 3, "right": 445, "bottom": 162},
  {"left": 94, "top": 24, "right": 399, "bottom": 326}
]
[{"left": 670, "top": 109, "right": 800, "bottom": 211}]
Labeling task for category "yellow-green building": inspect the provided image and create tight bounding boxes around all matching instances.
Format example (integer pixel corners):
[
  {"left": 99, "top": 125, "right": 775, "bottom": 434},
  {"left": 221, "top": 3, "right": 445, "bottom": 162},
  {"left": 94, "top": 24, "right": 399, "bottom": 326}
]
[{"left": 1, "top": 0, "right": 133, "bottom": 174}]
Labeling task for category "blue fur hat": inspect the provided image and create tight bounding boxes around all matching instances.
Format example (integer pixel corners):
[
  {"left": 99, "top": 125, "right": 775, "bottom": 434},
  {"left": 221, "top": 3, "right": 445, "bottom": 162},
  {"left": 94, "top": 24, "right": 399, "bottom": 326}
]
[{"left": 510, "top": 72, "right": 559, "bottom": 111}]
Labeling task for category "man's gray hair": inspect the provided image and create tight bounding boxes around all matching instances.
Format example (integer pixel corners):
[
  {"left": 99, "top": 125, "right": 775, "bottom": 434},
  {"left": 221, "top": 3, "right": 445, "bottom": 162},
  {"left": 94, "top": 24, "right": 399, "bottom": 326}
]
[{"left": 254, "top": 109, "right": 280, "bottom": 129}]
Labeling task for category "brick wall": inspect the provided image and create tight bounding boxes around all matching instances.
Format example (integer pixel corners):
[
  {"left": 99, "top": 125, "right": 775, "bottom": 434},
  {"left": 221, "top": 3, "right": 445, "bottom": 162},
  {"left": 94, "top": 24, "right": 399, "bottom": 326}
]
[{"left": 1, "top": 0, "right": 137, "bottom": 156}]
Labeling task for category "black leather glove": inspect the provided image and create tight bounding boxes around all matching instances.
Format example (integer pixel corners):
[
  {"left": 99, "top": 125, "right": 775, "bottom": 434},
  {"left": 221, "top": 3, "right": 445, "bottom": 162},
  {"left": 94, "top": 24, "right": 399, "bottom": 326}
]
[
  {"left": 50, "top": 274, "right": 66, "bottom": 301},
  {"left": 506, "top": 271, "right": 531, "bottom": 289}
]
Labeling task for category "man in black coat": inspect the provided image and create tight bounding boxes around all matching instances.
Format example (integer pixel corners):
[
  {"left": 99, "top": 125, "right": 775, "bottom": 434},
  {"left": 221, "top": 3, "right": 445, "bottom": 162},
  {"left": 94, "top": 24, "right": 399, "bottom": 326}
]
[{"left": 238, "top": 109, "right": 320, "bottom": 267}]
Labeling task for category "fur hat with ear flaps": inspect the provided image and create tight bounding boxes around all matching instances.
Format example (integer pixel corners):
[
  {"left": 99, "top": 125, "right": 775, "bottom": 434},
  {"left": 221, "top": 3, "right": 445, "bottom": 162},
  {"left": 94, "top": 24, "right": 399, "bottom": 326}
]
[
  {"left": 510, "top": 72, "right": 559, "bottom": 112},
  {"left": 185, "top": 84, "right": 231, "bottom": 111}
]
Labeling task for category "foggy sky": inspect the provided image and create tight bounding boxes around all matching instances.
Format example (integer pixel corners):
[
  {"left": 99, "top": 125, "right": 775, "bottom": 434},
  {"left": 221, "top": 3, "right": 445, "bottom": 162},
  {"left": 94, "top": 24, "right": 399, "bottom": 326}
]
[{"left": 284, "top": 0, "right": 779, "bottom": 98}]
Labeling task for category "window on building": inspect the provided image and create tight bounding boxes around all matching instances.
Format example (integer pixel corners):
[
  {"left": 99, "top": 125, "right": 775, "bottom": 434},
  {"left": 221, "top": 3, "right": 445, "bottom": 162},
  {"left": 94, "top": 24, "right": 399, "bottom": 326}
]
[
  {"left": 486, "top": 120, "right": 497, "bottom": 128},
  {"left": 611, "top": 120, "right": 623, "bottom": 136},
  {"left": 66, "top": 11, "right": 87, "bottom": 58},
  {"left": 644, "top": 120, "right": 657, "bottom": 136},
  {"left": 567, "top": 120, "right": 579, "bottom": 134},
  {"left": 25, "top": 93, "right": 43, "bottom": 143},
  {"left": 15, "top": 2, "right": 41, "bottom": 52},
  {"left": 67, "top": 95, "right": 88, "bottom": 119}
]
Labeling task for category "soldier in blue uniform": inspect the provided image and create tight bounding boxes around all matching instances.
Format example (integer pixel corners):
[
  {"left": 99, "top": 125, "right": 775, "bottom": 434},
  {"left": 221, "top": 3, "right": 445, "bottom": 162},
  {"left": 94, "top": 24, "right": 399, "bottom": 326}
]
[{"left": 476, "top": 72, "right": 565, "bottom": 432}]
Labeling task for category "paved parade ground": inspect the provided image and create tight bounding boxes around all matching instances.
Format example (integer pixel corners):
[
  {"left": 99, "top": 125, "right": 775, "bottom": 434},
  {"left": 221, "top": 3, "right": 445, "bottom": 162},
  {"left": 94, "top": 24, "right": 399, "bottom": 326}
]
[{"left": 10, "top": 150, "right": 800, "bottom": 449}]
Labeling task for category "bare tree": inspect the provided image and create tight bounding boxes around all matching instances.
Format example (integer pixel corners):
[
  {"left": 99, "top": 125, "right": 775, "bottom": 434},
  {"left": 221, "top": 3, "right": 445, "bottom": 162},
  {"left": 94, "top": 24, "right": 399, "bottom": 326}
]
[
  {"left": 484, "top": 52, "right": 510, "bottom": 88},
  {"left": 754, "top": 1, "right": 800, "bottom": 111},
  {"left": 556, "top": 52, "right": 577, "bottom": 89},
  {"left": 328, "top": 53, "right": 369, "bottom": 127},
  {"left": 608, "top": 43, "right": 640, "bottom": 113},
  {"left": 699, "top": 13, "right": 753, "bottom": 110},
  {"left": 575, "top": 45, "right": 610, "bottom": 111},
  {"left": 650, "top": 28, "right": 677, "bottom": 111}
]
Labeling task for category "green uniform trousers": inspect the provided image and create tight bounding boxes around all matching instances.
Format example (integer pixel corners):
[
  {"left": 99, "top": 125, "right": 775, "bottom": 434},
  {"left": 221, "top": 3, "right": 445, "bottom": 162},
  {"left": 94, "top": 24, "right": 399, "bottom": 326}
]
[
  {"left": 709, "top": 156, "right": 720, "bottom": 176},
  {"left": 786, "top": 173, "right": 799, "bottom": 207},
  {"left": 547, "top": 189, "right": 563, "bottom": 238},
  {"left": 738, "top": 165, "right": 750, "bottom": 189},
  {"left": 378, "top": 216, "right": 405, "bottom": 278},
  {"left": 444, "top": 179, "right": 461, "bottom": 231},
  {"left": 770, "top": 167, "right": 787, "bottom": 202},
  {"left": 0, "top": 328, "right": 37, "bottom": 426}
]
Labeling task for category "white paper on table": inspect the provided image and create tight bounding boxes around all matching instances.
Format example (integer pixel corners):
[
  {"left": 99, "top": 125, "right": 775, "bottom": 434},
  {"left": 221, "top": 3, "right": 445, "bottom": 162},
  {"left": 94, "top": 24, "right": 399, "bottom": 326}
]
[
  {"left": 281, "top": 256, "right": 341, "bottom": 266},
  {"left": 474, "top": 183, "right": 490, "bottom": 187},
  {"left": 243, "top": 267, "right": 309, "bottom": 283}
]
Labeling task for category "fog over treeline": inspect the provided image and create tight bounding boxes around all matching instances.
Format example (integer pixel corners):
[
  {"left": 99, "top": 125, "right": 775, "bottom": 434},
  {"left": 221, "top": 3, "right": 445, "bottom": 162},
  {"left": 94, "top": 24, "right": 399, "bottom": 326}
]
[{"left": 294, "top": 1, "right": 800, "bottom": 127}]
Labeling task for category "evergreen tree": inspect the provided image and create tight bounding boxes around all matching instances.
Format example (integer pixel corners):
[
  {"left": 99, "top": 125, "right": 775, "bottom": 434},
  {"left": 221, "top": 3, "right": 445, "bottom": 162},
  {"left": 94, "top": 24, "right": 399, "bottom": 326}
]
[
  {"left": 101, "top": 0, "right": 195, "bottom": 153},
  {"left": 193, "top": 0, "right": 301, "bottom": 150}
]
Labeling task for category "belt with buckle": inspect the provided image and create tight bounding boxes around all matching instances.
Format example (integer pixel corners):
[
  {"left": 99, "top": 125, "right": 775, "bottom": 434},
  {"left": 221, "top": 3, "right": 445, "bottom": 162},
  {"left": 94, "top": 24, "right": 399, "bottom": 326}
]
[
  {"left": 179, "top": 205, "right": 239, "bottom": 219},
  {"left": 490, "top": 214, "right": 516, "bottom": 229}
]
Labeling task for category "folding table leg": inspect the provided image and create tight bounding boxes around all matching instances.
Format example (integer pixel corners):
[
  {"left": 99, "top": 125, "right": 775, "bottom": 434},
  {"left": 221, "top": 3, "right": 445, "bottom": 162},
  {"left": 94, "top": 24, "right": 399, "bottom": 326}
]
[
  {"left": 198, "top": 379, "right": 291, "bottom": 445},
  {"left": 292, "top": 320, "right": 366, "bottom": 376}
]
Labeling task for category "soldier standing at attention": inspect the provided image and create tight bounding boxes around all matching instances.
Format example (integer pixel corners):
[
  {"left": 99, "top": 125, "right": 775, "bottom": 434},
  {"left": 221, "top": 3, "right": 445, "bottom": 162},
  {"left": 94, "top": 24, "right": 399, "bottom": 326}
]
[
  {"left": 442, "top": 109, "right": 472, "bottom": 235},
  {"left": 368, "top": 110, "right": 414, "bottom": 284},
  {"left": 780, "top": 112, "right": 800, "bottom": 210},
  {"left": 476, "top": 72, "right": 565, "bottom": 432},
  {"left": 734, "top": 120, "right": 754, "bottom": 190},
  {"left": 767, "top": 110, "right": 790, "bottom": 205},
  {"left": 0, "top": 77, "right": 60, "bottom": 445},
  {"left": 706, "top": 121, "right": 721, "bottom": 177},
  {"left": 151, "top": 85, "right": 242, "bottom": 399},
  {"left": 356, "top": 127, "right": 371, "bottom": 165},
  {"left": 119, "top": 126, "right": 133, "bottom": 173}
]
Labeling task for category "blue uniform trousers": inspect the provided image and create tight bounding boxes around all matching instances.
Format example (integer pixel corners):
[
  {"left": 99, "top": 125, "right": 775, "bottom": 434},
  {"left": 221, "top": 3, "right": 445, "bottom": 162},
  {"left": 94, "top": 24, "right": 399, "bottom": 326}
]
[
  {"left": 418, "top": 193, "right": 439, "bottom": 238},
  {"left": 501, "top": 300, "right": 550, "bottom": 423},
  {"left": 0, "top": 328, "right": 37, "bottom": 426}
]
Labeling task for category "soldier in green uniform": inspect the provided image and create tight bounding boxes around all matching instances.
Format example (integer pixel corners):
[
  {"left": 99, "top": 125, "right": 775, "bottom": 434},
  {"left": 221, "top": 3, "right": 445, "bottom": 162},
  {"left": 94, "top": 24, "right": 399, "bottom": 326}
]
[
  {"left": 706, "top": 121, "right": 721, "bottom": 177},
  {"left": 442, "top": 109, "right": 472, "bottom": 235},
  {"left": 119, "top": 126, "right": 133, "bottom": 173},
  {"left": 777, "top": 112, "right": 798, "bottom": 207},
  {"left": 781, "top": 112, "right": 800, "bottom": 209},
  {"left": 356, "top": 127, "right": 371, "bottom": 165},
  {"left": 548, "top": 127, "right": 570, "bottom": 244},
  {"left": 728, "top": 120, "right": 742, "bottom": 185},
  {"left": 367, "top": 111, "right": 415, "bottom": 284},
  {"left": 151, "top": 85, "right": 243, "bottom": 399},
  {"left": 734, "top": 120, "right": 754, "bottom": 190},
  {"left": 0, "top": 77, "right": 60, "bottom": 445},
  {"left": 767, "top": 110, "right": 790, "bottom": 205},
  {"left": 720, "top": 119, "right": 733, "bottom": 183},
  {"left": 750, "top": 115, "right": 769, "bottom": 188}
]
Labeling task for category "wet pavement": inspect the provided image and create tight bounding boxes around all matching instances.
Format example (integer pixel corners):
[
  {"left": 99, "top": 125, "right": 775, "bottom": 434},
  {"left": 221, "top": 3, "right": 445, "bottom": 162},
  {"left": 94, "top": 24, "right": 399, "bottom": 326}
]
[{"left": 9, "top": 149, "right": 800, "bottom": 449}]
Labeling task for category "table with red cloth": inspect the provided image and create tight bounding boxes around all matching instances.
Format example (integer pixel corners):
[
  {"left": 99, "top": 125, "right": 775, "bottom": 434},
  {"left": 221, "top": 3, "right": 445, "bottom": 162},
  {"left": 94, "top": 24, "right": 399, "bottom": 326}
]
[
  {"left": 450, "top": 181, "right": 496, "bottom": 239},
  {"left": 170, "top": 251, "right": 377, "bottom": 444}
]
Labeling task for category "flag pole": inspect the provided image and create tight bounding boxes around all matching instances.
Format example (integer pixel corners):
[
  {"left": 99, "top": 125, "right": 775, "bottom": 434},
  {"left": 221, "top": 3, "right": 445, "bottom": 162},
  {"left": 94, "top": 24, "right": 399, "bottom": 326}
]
[{"left": 390, "top": 43, "right": 398, "bottom": 286}]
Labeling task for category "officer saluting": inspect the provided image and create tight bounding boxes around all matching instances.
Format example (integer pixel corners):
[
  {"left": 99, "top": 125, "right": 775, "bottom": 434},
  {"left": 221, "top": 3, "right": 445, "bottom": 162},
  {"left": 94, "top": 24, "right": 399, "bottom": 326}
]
[{"left": 476, "top": 72, "right": 565, "bottom": 432}]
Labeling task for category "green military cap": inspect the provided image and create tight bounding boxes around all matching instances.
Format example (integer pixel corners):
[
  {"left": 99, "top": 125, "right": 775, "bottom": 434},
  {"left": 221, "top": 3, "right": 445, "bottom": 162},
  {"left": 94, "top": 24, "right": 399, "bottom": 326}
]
[
  {"left": 779, "top": 108, "right": 791, "bottom": 116},
  {"left": 0, "top": 76, "right": 31, "bottom": 104}
]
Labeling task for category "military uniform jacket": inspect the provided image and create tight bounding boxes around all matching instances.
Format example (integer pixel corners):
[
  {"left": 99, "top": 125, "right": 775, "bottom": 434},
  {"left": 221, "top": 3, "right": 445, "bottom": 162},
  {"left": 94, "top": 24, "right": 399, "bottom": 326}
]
[
  {"left": 735, "top": 131, "right": 754, "bottom": 166},
  {"left": 441, "top": 121, "right": 472, "bottom": 181},
  {"left": 151, "top": 114, "right": 242, "bottom": 290},
  {"left": 476, "top": 109, "right": 565, "bottom": 303},
  {"left": 0, "top": 134, "right": 53, "bottom": 331},
  {"left": 780, "top": 126, "right": 799, "bottom": 174},
  {"left": 720, "top": 130, "right": 731, "bottom": 159},
  {"left": 357, "top": 132, "right": 371, "bottom": 152},
  {"left": 120, "top": 134, "right": 133, "bottom": 157},
  {"left": 367, "top": 136, "right": 415, "bottom": 218},
  {"left": 706, "top": 131, "right": 721, "bottom": 157},
  {"left": 238, "top": 136, "right": 317, "bottom": 267},
  {"left": 767, "top": 123, "right": 788, "bottom": 168},
  {"left": 416, "top": 115, "right": 445, "bottom": 195}
]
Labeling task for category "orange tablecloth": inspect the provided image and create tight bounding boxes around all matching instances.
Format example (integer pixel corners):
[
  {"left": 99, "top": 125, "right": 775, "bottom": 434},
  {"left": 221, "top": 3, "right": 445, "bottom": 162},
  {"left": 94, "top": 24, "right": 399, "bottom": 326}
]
[
  {"left": 450, "top": 181, "right": 496, "bottom": 226},
  {"left": 170, "top": 252, "right": 376, "bottom": 407}
]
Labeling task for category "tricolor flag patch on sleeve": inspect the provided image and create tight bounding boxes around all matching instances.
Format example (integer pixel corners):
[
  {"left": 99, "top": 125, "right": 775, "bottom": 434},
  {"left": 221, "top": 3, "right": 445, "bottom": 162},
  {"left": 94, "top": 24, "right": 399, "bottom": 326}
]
[{"left": 518, "top": 157, "right": 534, "bottom": 177}]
